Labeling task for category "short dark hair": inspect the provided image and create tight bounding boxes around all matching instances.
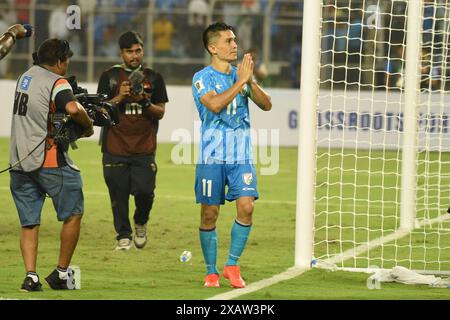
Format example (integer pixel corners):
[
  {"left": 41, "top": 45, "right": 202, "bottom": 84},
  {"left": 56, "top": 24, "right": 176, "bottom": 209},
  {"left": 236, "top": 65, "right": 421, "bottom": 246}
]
[
  {"left": 118, "top": 31, "right": 144, "bottom": 50},
  {"left": 36, "top": 39, "right": 73, "bottom": 66},
  {"left": 202, "top": 22, "right": 235, "bottom": 55}
]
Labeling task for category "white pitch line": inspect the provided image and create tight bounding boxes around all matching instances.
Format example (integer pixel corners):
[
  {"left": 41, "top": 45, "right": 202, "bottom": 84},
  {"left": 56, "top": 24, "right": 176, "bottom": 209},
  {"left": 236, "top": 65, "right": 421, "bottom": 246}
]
[
  {"left": 0, "top": 297, "right": 44, "bottom": 300},
  {"left": 206, "top": 266, "right": 309, "bottom": 301},
  {"left": 0, "top": 187, "right": 444, "bottom": 300},
  {"left": 325, "top": 213, "right": 450, "bottom": 267},
  {"left": 206, "top": 213, "right": 450, "bottom": 300}
]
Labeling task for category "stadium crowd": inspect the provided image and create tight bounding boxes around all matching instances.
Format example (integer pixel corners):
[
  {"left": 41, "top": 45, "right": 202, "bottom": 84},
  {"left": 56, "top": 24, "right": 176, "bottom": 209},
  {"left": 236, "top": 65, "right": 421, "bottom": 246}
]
[
  {"left": 0, "top": 0, "right": 448, "bottom": 90},
  {"left": 0, "top": 0, "right": 303, "bottom": 88}
]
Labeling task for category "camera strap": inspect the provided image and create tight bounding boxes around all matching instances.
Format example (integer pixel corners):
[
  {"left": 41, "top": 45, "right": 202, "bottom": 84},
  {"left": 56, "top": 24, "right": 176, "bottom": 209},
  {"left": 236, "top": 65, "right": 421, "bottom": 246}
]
[
  {"left": 0, "top": 115, "right": 70, "bottom": 174},
  {"left": 0, "top": 136, "right": 48, "bottom": 174},
  {"left": 113, "top": 67, "right": 131, "bottom": 97}
]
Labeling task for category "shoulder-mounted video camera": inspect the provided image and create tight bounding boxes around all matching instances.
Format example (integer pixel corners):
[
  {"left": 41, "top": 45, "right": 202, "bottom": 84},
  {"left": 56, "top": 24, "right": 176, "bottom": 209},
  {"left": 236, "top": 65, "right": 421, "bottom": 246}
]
[{"left": 51, "top": 76, "right": 120, "bottom": 150}]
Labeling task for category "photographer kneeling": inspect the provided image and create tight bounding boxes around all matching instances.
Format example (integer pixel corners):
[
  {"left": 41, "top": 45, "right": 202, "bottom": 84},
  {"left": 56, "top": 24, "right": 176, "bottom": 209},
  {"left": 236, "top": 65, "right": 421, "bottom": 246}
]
[{"left": 10, "top": 38, "right": 93, "bottom": 291}]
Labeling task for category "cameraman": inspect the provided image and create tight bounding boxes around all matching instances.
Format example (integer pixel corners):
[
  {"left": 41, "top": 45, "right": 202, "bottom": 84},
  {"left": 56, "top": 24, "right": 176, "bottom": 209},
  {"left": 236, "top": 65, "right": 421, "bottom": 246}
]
[
  {"left": 0, "top": 24, "right": 32, "bottom": 60},
  {"left": 10, "top": 38, "right": 93, "bottom": 291},
  {"left": 97, "top": 31, "right": 168, "bottom": 250}
]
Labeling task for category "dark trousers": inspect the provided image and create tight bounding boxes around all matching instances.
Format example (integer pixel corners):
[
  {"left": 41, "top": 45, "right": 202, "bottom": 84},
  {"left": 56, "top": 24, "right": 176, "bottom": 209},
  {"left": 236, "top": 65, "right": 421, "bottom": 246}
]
[{"left": 103, "top": 153, "right": 157, "bottom": 240}]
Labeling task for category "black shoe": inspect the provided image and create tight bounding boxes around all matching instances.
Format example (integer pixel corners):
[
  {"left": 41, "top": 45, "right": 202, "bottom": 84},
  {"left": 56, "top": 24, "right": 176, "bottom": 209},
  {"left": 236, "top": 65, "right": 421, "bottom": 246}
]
[
  {"left": 20, "top": 276, "right": 43, "bottom": 292},
  {"left": 45, "top": 269, "right": 75, "bottom": 290}
]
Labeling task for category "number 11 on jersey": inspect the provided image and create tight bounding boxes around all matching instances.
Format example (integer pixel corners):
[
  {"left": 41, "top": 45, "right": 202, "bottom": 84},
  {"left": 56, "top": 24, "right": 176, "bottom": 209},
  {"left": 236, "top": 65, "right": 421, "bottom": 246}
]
[
  {"left": 227, "top": 98, "right": 237, "bottom": 115},
  {"left": 202, "top": 179, "right": 212, "bottom": 197}
]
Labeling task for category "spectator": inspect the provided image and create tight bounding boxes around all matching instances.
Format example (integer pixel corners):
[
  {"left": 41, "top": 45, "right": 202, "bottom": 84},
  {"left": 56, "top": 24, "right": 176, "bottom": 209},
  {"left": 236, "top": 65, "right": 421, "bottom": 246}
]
[
  {"left": 188, "top": 0, "right": 208, "bottom": 27},
  {"left": 48, "top": 0, "right": 69, "bottom": 39},
  {"left": 115, "top": 0, "right": 148, "bottom": 33},
  {"left": 290, "top": 34, "right": 302, "bottom": 88},
  {"left": 152, "top": 12, "right": 175, "bottom": 57},
  {"left": 241, "top": 0, "right": 262, "bottom": 47},
  {"left": 237, "top": 15, "right": 252, "bottom": 53},
  {"left": 0, "top": 0, "right": 16, "bottom": 76},
  {"left": 0, "top": 0, "right": 16, "bottom": 28},
  {"left": 14, "top": 0, "right": 31, "bottom": 53},
  {"left": 185, "top": 0, "right": 208, "bottom": 59},
  {"left": 155, "top": 0, "right": 183, "bottom": 13},
  {"left": 49, "top": 0, "right": 85, "bottom": 55},
  {"left": 77, "top": 0, "right": 96, "bottom": 48},
  {"left": 94, "top": 0, "right": 116, "bottom": 55},
  {"left": 245, "top": 47, "right": 268, "bottom": 86},
  {"left": 0, "top": 18, "right": 8, "bottom": 75},
  {"left": 384, "top": 45, "right": 405, "bottom": 89},
  {"left": 222, "top": 1, "right": 240, "bottom": 27},
  {"left": 241, "top": 0, "right": 260, "bottom": 14},
  {"left": 15, "top": 0, "right": 30, "bottom": 25},
  {"left": 420, "top": 47, "right": 441, "bottom": 91},
  {"left": 348, "top": 9, "right": 363, "bottom": 53},
  {"left": 185, "top": 27, "right": 204, "bottom": 59},
  {"left": 422, "top": 0, "right": 445, "bottom": 52},
  {"left": 97, "top": 25, "right": 118, "bottom": 57}
]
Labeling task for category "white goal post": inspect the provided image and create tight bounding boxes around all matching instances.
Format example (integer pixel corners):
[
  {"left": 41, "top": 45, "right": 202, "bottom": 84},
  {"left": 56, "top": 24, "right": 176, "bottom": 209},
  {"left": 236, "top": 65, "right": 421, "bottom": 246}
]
[{"left": 296, "top": 0, "right": 450, "bottom": 275}]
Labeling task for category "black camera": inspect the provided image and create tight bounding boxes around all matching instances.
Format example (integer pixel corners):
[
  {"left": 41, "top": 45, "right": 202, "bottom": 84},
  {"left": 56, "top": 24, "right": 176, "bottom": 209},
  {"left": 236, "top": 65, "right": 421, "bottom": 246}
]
[
  {"left": 68, "top": 76, "right": 120, "bottom": 127},
  {"left": 128, "top": 69, "right": 153, "bottom": 96},
  {"left": 51, "top": 76, "right": 120, "bottom": 149}
]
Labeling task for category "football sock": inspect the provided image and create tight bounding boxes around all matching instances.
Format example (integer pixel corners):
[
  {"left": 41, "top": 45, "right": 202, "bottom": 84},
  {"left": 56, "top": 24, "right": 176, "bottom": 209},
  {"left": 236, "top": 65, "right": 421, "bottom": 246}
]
[
  {"left": 57, "top": 266, "right": 68, "bottom": 278},
  {"left": 199, "top": 227, "right": 219, "bottom": 275},
  {"left": 226, "top": 219, "right": 252, "bottom": 266}
]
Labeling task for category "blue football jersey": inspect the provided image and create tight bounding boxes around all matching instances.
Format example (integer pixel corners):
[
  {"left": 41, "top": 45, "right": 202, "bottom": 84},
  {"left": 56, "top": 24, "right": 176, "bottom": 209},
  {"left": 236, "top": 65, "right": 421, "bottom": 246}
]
[{"left": 192, "top": 65, "right": 253, "bottom": 164}]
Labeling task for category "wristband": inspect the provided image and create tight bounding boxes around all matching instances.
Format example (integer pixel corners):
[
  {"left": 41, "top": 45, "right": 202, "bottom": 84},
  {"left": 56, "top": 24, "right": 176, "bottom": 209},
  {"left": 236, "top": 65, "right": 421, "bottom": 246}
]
[
  {"left": 23, "top": 24, "right": 33, "bottom": 38},
  {"left": 142, "top": 99, "right": 152, "bottom": 109}
]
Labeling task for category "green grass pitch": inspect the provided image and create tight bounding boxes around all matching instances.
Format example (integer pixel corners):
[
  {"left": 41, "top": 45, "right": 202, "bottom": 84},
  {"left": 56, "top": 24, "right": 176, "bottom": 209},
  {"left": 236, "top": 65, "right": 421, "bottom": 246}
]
[{"left": 0, "top": 138, "right": 448, "bottom": 300}]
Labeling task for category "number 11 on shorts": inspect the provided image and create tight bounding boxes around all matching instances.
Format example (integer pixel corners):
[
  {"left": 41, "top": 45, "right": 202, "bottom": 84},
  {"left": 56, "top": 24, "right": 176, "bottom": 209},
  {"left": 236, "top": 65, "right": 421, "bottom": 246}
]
[{"left": 202, "top": 179, "right": 212, "bottom": 197}]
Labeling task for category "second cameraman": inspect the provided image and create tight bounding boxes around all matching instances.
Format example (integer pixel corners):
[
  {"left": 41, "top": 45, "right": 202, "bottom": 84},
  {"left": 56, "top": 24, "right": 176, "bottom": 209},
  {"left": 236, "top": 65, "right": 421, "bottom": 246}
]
[
  {"left": 10, "top": 38, "right": 93, "bottom": 291},
  {"left": 97, "top": 31, "right": 168, "bottom": 250}
]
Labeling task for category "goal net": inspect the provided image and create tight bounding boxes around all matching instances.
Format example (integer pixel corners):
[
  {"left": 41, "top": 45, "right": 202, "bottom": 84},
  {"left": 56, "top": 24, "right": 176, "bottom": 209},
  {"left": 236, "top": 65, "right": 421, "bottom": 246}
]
[{"left": 298, "top": 0, "right": 450, "bottom": 274}]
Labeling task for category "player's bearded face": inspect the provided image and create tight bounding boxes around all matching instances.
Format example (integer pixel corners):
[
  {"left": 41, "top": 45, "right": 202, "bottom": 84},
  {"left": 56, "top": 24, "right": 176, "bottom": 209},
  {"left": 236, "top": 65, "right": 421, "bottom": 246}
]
[
  {"left": 215, "top": 30, "right": 238, "bottom": 62},
  {"left": 121, "top": 44, "right": 144, "bottom": 69}
]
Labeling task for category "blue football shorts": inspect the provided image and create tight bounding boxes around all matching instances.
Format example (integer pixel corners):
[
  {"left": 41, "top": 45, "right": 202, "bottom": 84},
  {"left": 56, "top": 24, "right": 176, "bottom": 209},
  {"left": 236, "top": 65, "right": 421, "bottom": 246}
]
[
  {"left": 10, "top": 166, "right": 84, "bottom": 227},
  {"left": 195, "top": 162, "right": 259, "bottom": 205}
]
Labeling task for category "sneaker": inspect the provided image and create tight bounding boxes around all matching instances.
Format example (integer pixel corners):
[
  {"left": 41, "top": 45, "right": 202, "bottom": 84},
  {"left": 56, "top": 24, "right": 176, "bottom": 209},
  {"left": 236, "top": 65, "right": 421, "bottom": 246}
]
[
  {"left": 115, "top": 238, "right": 132, "bottom": 251},
  {"left": 203, "top": 273, "right": 220, "bottom": 288},
  {"left": 20, "top": 275, "right": 43, "bottom": 292},
  {"left": 223, "top": 265, "right": 246, "bottom": 288},
  {"left": 134, "top": 224, "right": 148, "bottom": 249},
  {"left": 45, "top": 269, "right": 75, "bottom": 290}
]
